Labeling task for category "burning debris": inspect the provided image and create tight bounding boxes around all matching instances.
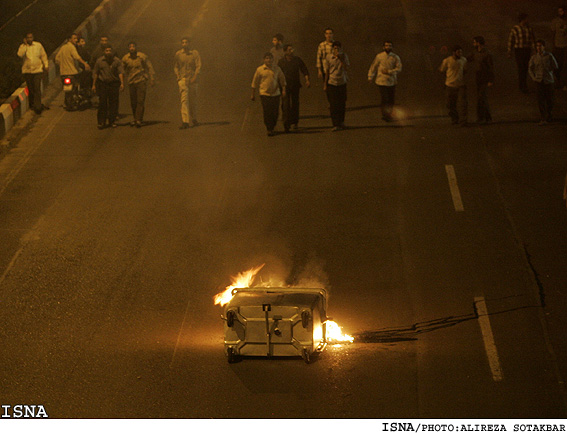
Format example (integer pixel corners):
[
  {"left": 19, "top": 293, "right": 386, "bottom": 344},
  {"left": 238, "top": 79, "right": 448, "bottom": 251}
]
[{"left": 215, "top": 265, "right": 353, "bottom": 363}]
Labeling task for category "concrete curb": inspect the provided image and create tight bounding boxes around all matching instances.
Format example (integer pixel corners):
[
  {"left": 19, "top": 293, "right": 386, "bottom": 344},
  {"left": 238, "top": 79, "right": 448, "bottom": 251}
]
[{"left": 0, "top": 0, "right": 127, "bottom": 143}]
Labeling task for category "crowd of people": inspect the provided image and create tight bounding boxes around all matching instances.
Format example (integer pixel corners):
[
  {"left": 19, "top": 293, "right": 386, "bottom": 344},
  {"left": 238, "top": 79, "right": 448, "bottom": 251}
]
[{"left": 15, "top": 6, "right": 567, "bottom": 133}]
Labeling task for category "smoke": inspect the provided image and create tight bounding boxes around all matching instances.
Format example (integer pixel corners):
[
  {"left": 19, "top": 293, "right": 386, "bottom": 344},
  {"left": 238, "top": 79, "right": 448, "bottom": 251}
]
[{"left": 292, "top": 255, "right": 330, "bottom": 291}]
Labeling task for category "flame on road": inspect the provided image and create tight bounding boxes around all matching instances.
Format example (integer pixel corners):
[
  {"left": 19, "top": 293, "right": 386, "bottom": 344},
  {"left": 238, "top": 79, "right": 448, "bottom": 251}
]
[
  {"left": 317, "top": 321, "right": 354, "bottom": 343},
  {"left": 213, "top": 264, "right": 265, "bottom": 306}
]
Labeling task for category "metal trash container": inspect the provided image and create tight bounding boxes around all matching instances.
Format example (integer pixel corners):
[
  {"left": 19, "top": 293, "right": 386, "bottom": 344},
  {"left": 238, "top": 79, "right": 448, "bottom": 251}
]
[{"left": 222, "top": 287, "right": 328, "bottom": 363}]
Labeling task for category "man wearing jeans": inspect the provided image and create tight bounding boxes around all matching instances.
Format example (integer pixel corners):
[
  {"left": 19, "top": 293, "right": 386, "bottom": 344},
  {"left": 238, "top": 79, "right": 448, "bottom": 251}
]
[
  {"left": 439, "top": 45, "right": 468, "bottom": 126},
  {"left": 17, "top": 32, "right": 49, "bottom": 114},
  {"left": 174, "top": 37, "right": 201, "bottom": 129},
  {"left": 529, "top": 40, "right": 559, "bottom": 125},
  {"left": 122, "top": 42, "right": 155, "bottom": 128},
  {"left": 324, "top": 41, "right": 349, "bottom": 131}
]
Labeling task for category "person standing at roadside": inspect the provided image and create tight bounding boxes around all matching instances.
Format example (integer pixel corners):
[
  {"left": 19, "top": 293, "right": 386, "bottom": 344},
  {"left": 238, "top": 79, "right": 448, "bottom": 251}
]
[
  {"left": 278, "top": 44, "right": 310, "bottom": 132},
  {"left": 17, "top": 32, "right": 49, "bottom": 114},
  {"left": 55, "top": 33, "right": 90, "bottom": 111},
  {"left": 551, "top": 5, "right": 567, "bottom": 89},
  {"left": 468, "top": 36, "right": 494, "bottom": 124},
  {"left": 529, "top": 40, "right": 559, "bottom": 125},
  {"left": 324, "top": 41, "right": 349, "bottom": 131},
  {"left": 316, "top": 27, "right": 334, "bottom": 81},
  {"left": 251, "top": 52, "right": 286, "bottom": 137},
  {"left": 92, "top": 45, "right": 124, "bottom": 129},
  {"left": 367, "top": 40, "right": 402, "bottom": 122},
  {"left": 507, "top": 13, "right": 536, "bottom": 93},
  {"left": 174, "top": 37, "right": 202, "bottom": 129},
  {"left": 122, "top": 42, "right": 155, "bottom": 128},
  {"left": 439, "top": 45, "right": 468, "bottom": 126}
]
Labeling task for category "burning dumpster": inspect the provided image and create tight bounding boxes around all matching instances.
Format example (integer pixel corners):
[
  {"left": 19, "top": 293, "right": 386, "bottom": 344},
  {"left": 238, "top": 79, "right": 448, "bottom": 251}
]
[{"left": 222, "top": 287, "right": 328, "bottom": 363}]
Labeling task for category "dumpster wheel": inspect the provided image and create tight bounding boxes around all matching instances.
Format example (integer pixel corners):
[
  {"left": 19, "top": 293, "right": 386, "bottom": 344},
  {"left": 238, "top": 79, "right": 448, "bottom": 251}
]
[
  {"left": 227, "top": 347, "right": 237, "bottom": 363},
  {"left": 226, "top": 310, "right": 235, "bottom": 327},
  {"left": 302, "top": 349, "right": 311, "bottom": 364}
]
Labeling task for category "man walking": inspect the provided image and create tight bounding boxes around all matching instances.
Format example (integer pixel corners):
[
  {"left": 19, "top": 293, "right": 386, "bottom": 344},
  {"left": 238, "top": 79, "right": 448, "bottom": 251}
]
[
  {"left": 174, "top": 37, "right": 202, "bottom": 129},
  {"left": 529, "top": 40, "right": 559, "bottom": 125},
  {"left": 551, "top": 5, "right": 567, "bottom": 89},
  {"left": 323, "top": 41, "right": 349, "bottom": 131},
  {"left": 439, "top": 45, "right": 468, "bottom": 125},
  {"left": 316, "top": 27, "right": 334, "bottom": 81},
  {"left": 508, "top": 13, "right": 536, "bottom": 93},
  {"left": 17, "top": 32, "right": 49, "bottom": 114},
  {"left": 468, "top": 36, "right": 494, "bottom": 124},
  {"left": 92, "top": 45, "right": 124, "bottom": 129},
  {"left": 251, "top": 52, "right": 287, "bottom": 136},
  {"left": 55, "top": 33, "right": 90, "bottom": 111},
  {"left": 367, "top": 40, "right": 402, "bottom": 122},
  {"left": 278, "top": 44, "right": 310, "bottom": 132},
  {"left": 122, "top": 42, "right": 155, "bottom": 128}
]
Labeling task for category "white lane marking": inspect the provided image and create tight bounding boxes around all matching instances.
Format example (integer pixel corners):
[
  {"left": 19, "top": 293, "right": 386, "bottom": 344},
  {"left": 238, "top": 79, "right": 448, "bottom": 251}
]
[
  {"left": 475, "top": 296, "right": 503, "bottom": 382},
  {"left": 445, "top": 164, "right": 464, "bottom": 212},
  {"left": 0, "top": 215, "right": 45, "bottom": 286},
  {"left": 241, "top": 107, "right": 251, "bottom": 131},
  {"left": 170, "top": 295, "right": 192, "bottom": 369},
  {"left": 0, "top": 110, "right": 64, "bottom": 199}
]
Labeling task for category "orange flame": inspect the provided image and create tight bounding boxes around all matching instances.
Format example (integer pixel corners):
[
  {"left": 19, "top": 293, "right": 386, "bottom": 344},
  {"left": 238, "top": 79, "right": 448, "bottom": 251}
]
[
  {"left": 325, "top": 320, "right": 354, "bottom": 343},
  {"left": 213, "top": 264, "right": 265, "bottom": 306},
  {"left": 315, "top": 321, "right": 354, "bottom": 343}
]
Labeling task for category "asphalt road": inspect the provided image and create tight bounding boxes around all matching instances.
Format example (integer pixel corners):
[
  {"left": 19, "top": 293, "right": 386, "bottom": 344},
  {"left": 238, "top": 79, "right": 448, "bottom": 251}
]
[{"left": 0, "top": 0, "right": 566, "bottom": 418}]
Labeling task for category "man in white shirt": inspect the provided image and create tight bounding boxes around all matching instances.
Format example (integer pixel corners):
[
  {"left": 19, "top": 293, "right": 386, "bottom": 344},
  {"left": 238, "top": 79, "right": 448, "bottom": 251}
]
[
  {"left": 368, "top": 41, "right": 402, "bottom": 122},
  {"left": 439, "top": 45, "right": 468, "bottom": 125},
  {"left": 55, "top": 33, "right": 90, "bottom": 111},
  {"left": 17, "top": 32, "right": 49, "bottom": 114},
  {"left": 251, "top": 52, "right": 287, "bottom": 136}
]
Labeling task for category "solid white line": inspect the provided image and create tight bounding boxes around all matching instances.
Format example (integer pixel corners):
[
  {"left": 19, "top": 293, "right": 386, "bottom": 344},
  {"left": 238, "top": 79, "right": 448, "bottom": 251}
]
[
  {"left": 169, "top": 295, "right": 192, "bottom": 369},
  {"left": 475, "top": 296, "right": 503, "bottom": 382},
  {"left": 0, "top": 110, "right": 64, "bottom": 199},
  {"left": 445, "top": 164, "right": 464, "bottom": 212}
]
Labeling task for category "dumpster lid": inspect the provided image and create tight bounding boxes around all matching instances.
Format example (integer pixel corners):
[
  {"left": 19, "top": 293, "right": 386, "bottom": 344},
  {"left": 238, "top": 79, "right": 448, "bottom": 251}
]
[{"left": 228, "top": 287, "right": 327, "bottom": 309}]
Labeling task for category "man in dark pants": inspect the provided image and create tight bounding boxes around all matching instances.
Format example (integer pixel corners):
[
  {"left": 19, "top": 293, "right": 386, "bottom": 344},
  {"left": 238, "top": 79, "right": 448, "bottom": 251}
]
[
  {"left": 367, "top": 40, "right": 402, "bottom": 122},
  {"left": 323, "top": 41, "right": 349, "bottom": 131},
  {"left": 17, "top": 32, "right": 49, "bottom": 114},
  {"left": 508, "top": 13, "right": 536, "bottom": 93},
  {"left": 468, "top": 36, "right": 494, "bottom": 123},
  {"left": 92, "top": 46, "right": 124, "bottom": 129},
  {"left": 251, "top": 53, "right": 287, "bottom": 136},
  {"left": 529, "top": 40, "right": 559, "bottom": 125},
  {"left": 122, "top": 42, "right": 155, "bottom": 127},
  {"left": 278, "top": 44, "right": 310, "bottom": 132}
]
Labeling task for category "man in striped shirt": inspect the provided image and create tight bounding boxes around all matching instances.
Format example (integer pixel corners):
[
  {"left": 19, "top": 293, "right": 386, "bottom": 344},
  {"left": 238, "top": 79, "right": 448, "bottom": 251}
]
[
  {"left": 507, "top": 13, "right": 536, "bottom": 93},
  {"left": 316, "top": 27, "right": 334, "bottom": 81}
]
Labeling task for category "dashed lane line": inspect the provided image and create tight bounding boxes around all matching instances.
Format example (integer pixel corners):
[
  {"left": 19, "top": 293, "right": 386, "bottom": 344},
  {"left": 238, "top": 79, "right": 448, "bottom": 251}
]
[
  {"left": 475, "top": 296, "right": 504, "bottom": 382},
  {"left": 445, "top": 164, "right": 464, "bottom": 212}
]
